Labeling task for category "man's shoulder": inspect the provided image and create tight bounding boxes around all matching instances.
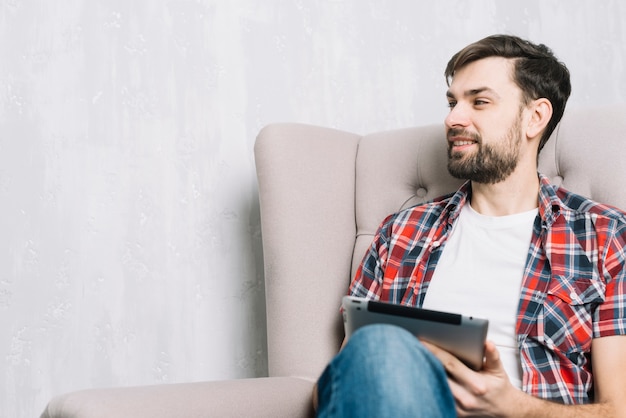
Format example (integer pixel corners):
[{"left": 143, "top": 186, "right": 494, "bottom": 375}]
[
  {"left": 555, "top": 186, "right": 626, "bottom": 222},
  {"left": 382, "top": 192, "right": 457, "bottom": 228}
]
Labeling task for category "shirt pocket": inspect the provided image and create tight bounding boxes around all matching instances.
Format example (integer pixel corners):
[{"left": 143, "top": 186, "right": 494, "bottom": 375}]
[{"left": 539, "top": 274, "right": 605, "bottom": 357}]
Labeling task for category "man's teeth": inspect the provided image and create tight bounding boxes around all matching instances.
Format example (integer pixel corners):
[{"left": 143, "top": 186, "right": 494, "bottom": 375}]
[{"left": 454, "top": 140, "right": 475, "bottom": 146}]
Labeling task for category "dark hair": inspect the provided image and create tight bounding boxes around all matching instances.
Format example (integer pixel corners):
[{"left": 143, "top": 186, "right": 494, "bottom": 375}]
[{"left": 445, "top": 34, "right": 571, "bottom": 151}]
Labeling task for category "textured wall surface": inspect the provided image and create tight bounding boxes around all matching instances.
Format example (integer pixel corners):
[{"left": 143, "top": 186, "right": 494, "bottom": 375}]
[{"left": 1, "top": 1, "right": 625, "bottom": 416}]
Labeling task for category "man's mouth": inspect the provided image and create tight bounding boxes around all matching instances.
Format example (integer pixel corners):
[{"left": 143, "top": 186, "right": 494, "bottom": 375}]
[
  {"left": 447, "top": 129, "right": 480, "bottom": 150},
  {"left": 448, "top": 137, "right": 479, "bottom": 153},
  {"left": 451, "top": 139, "right": 477, "bottom": 147}
]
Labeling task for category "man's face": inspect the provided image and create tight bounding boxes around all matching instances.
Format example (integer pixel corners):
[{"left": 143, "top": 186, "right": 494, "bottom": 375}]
[{"left": 444, "top": 57, "right": 527, "bottom": 184}]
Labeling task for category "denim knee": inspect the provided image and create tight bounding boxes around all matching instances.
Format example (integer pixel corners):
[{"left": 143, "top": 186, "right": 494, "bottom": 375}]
[
  {"left": 317, "top": 324, "right": 455, "bottom": 418},
  {"left": 342, "top": 324, "right": 445, "bottom": 382},
  {"left": 348, "top": 323, "right": 429, "bottom": 358}
]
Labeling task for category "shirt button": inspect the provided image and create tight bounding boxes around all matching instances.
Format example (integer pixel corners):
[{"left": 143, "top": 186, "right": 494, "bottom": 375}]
[
  {"left": 569, "top": 291, "right": 577, "bottom": 301},
  {"left": 432, "top": 240, "right": 441, "bottom": 248}
]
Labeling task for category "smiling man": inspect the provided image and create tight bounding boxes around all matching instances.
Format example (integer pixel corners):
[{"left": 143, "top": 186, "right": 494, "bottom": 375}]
[{"left": 314, "top": 35, "right": 626, "bottom": 417}]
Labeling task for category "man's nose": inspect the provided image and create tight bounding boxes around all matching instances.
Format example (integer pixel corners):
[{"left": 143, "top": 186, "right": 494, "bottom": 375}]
[{"left": 445, "top": 103, "right": 471, "bottom": 128}]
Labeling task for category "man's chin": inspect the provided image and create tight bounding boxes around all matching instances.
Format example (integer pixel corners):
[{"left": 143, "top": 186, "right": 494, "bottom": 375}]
[
  {"left": 447, "top": 163, "right": 493, "bottom": 184},
  {"left": 447, "top": 168, "right": 471, "bottom": 181},
  {"left": 447, "top": 160, "right": 474, "bottom": 180}
]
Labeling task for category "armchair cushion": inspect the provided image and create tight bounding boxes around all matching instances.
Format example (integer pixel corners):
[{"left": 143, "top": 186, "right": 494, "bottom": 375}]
[{"left": 41, "top": 377, "right": 314, "bottom": 418}]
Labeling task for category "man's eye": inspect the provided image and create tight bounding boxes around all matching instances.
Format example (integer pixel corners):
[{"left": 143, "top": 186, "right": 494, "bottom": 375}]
[
  {"left": 474, "top": 99, "right": 489, "bottom": 106},
  {"left": 447, "top": 101, "right": 457, "bottom": 109}
]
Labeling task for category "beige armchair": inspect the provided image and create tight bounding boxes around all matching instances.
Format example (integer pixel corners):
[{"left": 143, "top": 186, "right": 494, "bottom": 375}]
[{"left": 41, "top": 105, "right": 626, "bottom": 417}]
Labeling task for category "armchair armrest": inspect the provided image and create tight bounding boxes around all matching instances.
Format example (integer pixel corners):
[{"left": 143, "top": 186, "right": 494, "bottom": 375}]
[{"left": 41, "top": 377, "right": 315, "bottom": 418}]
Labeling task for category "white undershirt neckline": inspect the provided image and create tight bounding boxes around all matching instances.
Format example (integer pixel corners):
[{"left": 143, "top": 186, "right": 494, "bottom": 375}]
[{"left": 422, "top": 203, "right": 538, "bottom": 389}]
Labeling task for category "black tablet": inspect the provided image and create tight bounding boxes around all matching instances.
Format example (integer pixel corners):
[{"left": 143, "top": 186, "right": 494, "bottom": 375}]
[{"left": 342, "top": 295, "right": 489, "bottom": 370}]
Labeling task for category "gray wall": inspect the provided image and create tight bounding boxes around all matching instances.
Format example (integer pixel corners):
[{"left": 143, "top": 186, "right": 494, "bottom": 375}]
[{"left": 2, "top": 1, "right": 625, "bottom": 416}]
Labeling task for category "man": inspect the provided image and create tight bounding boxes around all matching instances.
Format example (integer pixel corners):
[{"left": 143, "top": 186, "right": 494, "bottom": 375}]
[{"left": 315, "top": 35, "right": 626, "bottom": 417}]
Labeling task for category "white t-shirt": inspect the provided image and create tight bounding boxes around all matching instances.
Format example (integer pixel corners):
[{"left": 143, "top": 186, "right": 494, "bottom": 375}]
[{"left": 422, "top": 203, "right": 538, "bottom": 389}]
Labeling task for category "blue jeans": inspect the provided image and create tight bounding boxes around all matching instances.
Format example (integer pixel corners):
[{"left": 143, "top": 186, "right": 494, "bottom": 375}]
[{"left": 316, "top": 324, "right": 456, "bottom": 418}]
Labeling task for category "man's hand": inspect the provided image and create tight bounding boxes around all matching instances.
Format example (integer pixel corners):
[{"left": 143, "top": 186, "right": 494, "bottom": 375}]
[
  {"left": 422, "top": 337, "right": 625, "bottom": 418},
  {"left": 422, "top": 340, "right": 524, "bottom": 417}
]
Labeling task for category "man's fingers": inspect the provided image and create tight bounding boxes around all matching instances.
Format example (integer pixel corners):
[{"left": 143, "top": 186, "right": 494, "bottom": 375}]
[
  {"left": 421, "top": 340, "right": 466, "bottom": 376},
  {"left": 482, "top": 340, "right": 502, "bottom": 371}
]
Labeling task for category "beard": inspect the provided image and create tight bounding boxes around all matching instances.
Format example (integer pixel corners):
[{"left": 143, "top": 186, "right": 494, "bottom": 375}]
[{"left": 446, "top": 115, "right": 523, "bottom": 185}]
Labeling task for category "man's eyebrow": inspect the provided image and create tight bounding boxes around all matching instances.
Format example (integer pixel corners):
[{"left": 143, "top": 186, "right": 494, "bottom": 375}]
[{"left": 446, "top": 87, "right": 500, "bottom": 99}]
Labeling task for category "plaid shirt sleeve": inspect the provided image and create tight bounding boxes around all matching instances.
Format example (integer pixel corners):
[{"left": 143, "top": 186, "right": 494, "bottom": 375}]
[{"left": 594, "top": 213, "right": 626, "bottom": 337}]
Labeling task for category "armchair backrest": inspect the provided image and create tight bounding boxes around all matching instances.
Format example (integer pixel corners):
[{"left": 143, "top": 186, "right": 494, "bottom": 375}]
[{"left": 254, "top": 105, "right": 626, "bottom": 382}]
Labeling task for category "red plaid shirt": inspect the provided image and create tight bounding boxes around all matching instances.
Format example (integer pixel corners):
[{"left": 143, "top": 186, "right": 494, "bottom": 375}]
[{"left": 350, "top": 174, "right": 626, "bottom": 404}]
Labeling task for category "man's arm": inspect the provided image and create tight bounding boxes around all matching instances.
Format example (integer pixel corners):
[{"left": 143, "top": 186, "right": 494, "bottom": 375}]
[{"left": 424, "top": 335, "right": 626, "bottom": 417}]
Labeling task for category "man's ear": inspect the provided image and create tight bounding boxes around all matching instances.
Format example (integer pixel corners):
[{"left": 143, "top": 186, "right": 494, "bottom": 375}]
[{"left": 526, "top": 98, "right": 553, "bottom": 139}]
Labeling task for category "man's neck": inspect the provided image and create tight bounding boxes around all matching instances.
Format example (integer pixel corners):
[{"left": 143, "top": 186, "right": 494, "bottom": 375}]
[{"left": 469, "top": 171, "right": 540, "bottom": 217}]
